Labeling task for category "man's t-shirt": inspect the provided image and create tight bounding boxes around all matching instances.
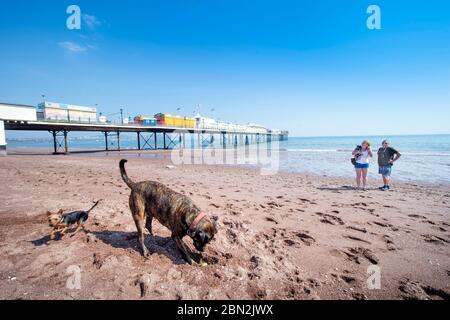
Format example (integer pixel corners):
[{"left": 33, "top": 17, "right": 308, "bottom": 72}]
[{"left": 378, "top": 147, "right": 399, "bottom": 167}]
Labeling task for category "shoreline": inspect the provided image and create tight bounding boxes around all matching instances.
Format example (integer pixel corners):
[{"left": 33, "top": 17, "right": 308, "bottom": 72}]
[{"left": 5, "top": 147, "right": 450, "bottom": 188}]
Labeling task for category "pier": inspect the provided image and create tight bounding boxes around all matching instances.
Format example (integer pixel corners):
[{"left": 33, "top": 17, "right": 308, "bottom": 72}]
[{"left": 1, "top": 103, "right": 288, "bottom": 155}]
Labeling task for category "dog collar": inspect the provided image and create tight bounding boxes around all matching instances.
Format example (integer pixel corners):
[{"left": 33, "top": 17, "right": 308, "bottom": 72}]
[{"left": 188, "top": 212, "right": 207, "bottom": 233}]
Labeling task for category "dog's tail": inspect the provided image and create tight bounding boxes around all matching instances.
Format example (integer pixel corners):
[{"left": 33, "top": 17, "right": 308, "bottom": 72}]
[
  {"left": 120, "top": 159, "right": 136, "bottom": 190},
  {"left": 87, "top": 199, "right": 101, "bottom": 214}
]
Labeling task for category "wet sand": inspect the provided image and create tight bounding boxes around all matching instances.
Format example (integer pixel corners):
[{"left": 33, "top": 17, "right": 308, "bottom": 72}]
[{"left": 0, "top": 151, "right": 449, "bottom": 300}]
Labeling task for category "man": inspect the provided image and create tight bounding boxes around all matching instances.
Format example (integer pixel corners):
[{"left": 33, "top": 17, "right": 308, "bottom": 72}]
[{"left": 377, "top": 140, "right": 401, "bottom": 191}]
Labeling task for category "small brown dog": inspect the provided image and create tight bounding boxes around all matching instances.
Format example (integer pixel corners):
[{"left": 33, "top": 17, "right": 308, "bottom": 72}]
[
  {"left": 119, "top": 159, "right": 217, "bottom": 265},
  {"left": 47, "top": 200, "right": 100, "bottom": 240}
]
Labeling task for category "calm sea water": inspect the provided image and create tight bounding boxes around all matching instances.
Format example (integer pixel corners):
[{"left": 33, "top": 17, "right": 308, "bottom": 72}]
[
  {"left": 278, "top": 135, "right": 450, "bottom": 184},
  {"left": 6, "top": 133, "right": 450, "bottom": 184}
]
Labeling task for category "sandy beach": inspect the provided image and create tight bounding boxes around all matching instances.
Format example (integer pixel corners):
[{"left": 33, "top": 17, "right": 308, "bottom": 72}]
[{"left": 0, "top": 150, "right": 449, "bottom": 300}]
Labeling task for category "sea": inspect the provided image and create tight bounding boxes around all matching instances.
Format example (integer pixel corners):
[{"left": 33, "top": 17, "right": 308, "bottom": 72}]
[{"left": 6, "top": 133, "right": 450, "bottom": 184}]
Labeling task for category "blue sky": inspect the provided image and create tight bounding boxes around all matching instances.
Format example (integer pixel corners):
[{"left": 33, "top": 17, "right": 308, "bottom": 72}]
[{"left": 1, "top": 0, "right": 449, "bottom": 137}]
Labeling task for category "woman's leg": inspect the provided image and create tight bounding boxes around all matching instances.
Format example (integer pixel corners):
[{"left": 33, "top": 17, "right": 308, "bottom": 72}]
[
  {"left": 355, "top": 168, "right": 362, "bottom": 189},
  {"left": 362, "top": 168, "right": 368, "bottom": 189}
]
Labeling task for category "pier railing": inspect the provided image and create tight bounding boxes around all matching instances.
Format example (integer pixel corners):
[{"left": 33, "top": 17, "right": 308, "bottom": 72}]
[{"left": 4, "top": 119, "right": 288, "bottom": 154}]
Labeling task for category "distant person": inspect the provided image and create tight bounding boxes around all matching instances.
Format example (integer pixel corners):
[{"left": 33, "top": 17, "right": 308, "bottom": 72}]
[
  {"left": 378, "top": 140, "right": 401, "bottom": 191},
  {"left": 352, "top": 140, "right": 373, "bottom": 190}
]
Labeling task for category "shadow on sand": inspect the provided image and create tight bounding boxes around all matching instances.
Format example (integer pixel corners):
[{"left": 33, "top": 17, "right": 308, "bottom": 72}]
[
  {"left": 30, "top": 229, "right": 197, "bottom": 265},
  {"left": 30, "top": 235, "right": 53, "bottom": 246},
  {"left": 89, "top": 230, "right": 195, "bottom": 265},
  {"left": 318, "top": 186, "right": 382, "bottom": 192},
  {"left": 30, "top": 228, "right": 85, "bottom": 246},
  {"left": 318, "top": 185, "right": 356, "bottom": 192}
]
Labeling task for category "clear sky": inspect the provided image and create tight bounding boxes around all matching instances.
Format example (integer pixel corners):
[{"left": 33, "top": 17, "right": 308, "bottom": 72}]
[{"left": 1, "top": 0, "right": 449, "bottom": 137}]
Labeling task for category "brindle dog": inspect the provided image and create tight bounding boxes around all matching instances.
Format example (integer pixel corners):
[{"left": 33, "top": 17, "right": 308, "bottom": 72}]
[{"left": 119, "top": 159, "right": 217, "bottom": 265}]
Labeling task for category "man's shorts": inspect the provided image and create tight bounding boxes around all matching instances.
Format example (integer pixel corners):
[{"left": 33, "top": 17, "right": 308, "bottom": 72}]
[{"left": 379, "top": 166, "right": 392, "bottom": 177}]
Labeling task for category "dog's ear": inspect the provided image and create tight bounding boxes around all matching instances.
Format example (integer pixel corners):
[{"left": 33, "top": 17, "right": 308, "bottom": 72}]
[
  {"left": 57, "top": 209, "right": 64, "bottom": 215},
  {"left": 46, "top": 211, "right": 52, "bottom": 216}
]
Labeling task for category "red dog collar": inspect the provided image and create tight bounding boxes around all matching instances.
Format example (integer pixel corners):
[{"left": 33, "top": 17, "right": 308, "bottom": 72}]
[{"left": 189, "top": 212, "right": 207, "bottom": 232}]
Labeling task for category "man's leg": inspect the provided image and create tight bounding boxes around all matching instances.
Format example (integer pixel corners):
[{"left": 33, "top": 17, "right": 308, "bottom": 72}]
[
  {"left": 379, "top": 166, "right": 389, "bottom": 189},
  {"left": 383, "top": 175, "right": 389, "bottom": 187}
]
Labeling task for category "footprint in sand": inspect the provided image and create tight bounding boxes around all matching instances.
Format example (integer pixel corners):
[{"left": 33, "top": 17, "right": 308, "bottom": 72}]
[
  {"left": 294, "top": 231, "right": 316, "bottom": 246},
  {"left": 431, "top": 226, "right": 447, "bottom": 232},
  {"left": 283, "top": 239, "right": 297, "bottom": 247},
  {"left": 265, "top": 217, "right": 279, "bottom": 224},
  {"left": 422, "top": 234, "right": 450, "bottom": 245},
  {"left": 352, "top": 292, "right": 368, "bottom": 300},
  {"left": 372, "top": 221, "right": 399, "bottom": 232},
  {"left": 422, "top": 220, "right": 437, "bottom": 226},
  {"left": 348, "top": 247, "right": 379, "bottom": 264},
  {"left": 341, "top": 247, "right": 378, "bottom": 265},
  {"left": 346, "top": 226, "right": 368, "bottom": 234},
  {"left": 316, "top": 212, "right": 345, "bottom": 225},
  {"left": 344, "top": 235, "right": 372, "bottom": 245},
  {"left": 298, "top": 198, "right": 317, "bottom": 205},
  {"left": 382, "top": 235, "right": 397, "bottom": 251},
  {"left": 267, "top": 201, "right": 283, "bottom": 208},
  {"left": 351, "top": 202, "right": 368, "bottom": 208},
  {"left": 340, "top": 275, "right": 358, "bottom": 284},
  {"left": 225, "top": 229, "right": 239, "bottom": 244},
  {"left": 399, "top": 279, "right": 450, "bottom": 300},
  {"left": 408, "top": 214, "right": 427, "bottom": 219}
]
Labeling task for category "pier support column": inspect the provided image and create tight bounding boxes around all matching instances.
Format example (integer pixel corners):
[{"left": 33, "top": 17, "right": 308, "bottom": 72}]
[
  {"left": 0, "top": 120, "right": 6, "bottom": 157},
  {"left": 137, "top": 132, "right": 141, "bottom": 150},
  {"left": 154, "top": 132, "right": 157, "bottom": 149},
  {"left": 63, "top": 130, "right": 69, "bottom": 154},
  {"left": 163, "top": 133, "right": 167, "bottom": 150},
  {"left": 50, "top": 130, "right": 69, "bottom": 154},
  {"left": 117, "top": 132, "right": 121, "bottom": 151},
  {"left": 52, "top": 131, "right": 58, "bottom": 153},
  {"left": 104, "top": 132, "right": 109, "bottom": 151}
]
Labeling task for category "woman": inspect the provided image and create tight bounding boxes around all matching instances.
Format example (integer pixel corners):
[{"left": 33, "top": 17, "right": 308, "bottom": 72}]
[{"left": 352, "top": 140, "right": 373, "bottom": 190}]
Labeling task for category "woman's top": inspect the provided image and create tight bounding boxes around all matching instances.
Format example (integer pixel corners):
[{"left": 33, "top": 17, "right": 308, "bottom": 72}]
[{"left": 356, "top": 149, "right": 371, "bottom": 164}]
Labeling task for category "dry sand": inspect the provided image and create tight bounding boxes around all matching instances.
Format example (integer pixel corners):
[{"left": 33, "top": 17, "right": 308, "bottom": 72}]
[{"left": 0, "top": 150, "right": 449, "bottom": 300}]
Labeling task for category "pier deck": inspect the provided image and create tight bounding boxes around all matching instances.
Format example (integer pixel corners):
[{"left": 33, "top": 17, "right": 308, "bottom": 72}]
[{"left": 4, "top": 120, "right": 289, "bottom": 154}]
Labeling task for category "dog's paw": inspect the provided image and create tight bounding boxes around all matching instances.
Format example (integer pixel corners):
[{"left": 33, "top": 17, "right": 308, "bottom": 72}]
[
  {"left": 199, "top": 259, "right": 208, "bottom": 267},
  {"left": 143, "top": 250, "right": 152, "bottom": 259}
]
